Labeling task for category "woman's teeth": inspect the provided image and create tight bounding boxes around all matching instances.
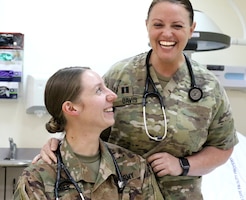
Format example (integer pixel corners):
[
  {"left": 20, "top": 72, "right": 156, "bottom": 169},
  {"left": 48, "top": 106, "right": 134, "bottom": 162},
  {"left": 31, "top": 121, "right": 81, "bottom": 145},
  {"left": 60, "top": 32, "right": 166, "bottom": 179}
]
[{"left": 160, "top": 41, "right": 175, "bottom": 46}]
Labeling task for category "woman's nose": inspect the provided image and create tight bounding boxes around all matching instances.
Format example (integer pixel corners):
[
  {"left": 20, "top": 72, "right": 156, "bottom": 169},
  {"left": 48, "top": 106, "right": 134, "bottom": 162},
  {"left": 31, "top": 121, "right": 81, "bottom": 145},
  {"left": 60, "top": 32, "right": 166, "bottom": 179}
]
[
  {"left": 107, "top": 90, "right": 117, "bottom": 101},
  {"left": 162, "top": 26, "right": 173, "bottom": 37}
]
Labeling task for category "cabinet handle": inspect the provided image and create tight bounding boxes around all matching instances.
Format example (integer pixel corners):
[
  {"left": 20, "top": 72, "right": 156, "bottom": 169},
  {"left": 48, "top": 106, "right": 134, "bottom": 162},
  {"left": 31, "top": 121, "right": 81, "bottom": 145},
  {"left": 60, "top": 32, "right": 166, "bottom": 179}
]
[{"left": 12, "top": 178, "right": 16, "bottom": 194}]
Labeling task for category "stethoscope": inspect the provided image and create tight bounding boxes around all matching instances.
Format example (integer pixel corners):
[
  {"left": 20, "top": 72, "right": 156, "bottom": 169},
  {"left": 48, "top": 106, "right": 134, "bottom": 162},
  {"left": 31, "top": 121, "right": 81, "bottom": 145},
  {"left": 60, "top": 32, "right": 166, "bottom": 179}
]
[
  {"left": 143, "top": 49, "right": 203, "bottom": 142},
  {"left": 54, "top": 142, "right": 126, "bottom": 200}
]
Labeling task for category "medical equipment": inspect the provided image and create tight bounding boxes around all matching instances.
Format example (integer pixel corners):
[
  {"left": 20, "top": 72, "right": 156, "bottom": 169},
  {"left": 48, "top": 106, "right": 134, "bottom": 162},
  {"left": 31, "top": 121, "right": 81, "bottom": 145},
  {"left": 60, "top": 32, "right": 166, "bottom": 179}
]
[
  {"left": 206, "top": 65, "right": 246, "bottom": 90},
  {"left": 54, "top": 143, "right": 126, "bottom": 200},
  {"left": 143, "top": 49, "right": 203, "bottom": 141}
]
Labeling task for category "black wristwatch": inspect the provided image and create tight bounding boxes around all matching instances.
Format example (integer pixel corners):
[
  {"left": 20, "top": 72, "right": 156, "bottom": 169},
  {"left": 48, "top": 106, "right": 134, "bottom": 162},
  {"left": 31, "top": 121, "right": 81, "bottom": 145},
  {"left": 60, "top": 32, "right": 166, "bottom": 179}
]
[{"left": 179, "top": 157, "right": 190, "bottom": 176}]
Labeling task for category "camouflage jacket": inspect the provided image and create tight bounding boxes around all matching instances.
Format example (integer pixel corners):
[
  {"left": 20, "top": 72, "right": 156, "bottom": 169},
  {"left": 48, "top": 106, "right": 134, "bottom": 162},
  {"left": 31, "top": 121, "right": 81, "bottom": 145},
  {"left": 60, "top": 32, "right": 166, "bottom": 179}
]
[
  {"left": 101, "top": 51, "right": 238, "bottom": 200},
  {"left": 13, "top": 139, "right": 163, "bottom": 200}
]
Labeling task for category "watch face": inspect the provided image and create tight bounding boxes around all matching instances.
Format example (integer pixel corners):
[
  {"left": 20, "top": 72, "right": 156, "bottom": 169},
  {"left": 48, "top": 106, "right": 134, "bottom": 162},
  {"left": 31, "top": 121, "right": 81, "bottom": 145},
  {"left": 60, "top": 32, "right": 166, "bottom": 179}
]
[{"left": 180, "top": 157, "right": 190, "bottom": 168}]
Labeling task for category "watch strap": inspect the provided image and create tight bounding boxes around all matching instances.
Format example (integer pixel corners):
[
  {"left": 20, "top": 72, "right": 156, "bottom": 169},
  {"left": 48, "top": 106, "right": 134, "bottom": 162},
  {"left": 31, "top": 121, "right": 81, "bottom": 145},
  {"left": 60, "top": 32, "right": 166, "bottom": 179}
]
[{"left": 179, "top": 157, "right": 190, "bottom": 176}]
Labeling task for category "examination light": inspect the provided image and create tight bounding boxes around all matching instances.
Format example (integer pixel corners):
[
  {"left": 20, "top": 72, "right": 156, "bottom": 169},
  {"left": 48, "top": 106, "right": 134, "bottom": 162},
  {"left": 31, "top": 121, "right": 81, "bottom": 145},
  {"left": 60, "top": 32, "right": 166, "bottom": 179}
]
[{"left": 185, "top": 10, "right": 231, "bottom": 52}]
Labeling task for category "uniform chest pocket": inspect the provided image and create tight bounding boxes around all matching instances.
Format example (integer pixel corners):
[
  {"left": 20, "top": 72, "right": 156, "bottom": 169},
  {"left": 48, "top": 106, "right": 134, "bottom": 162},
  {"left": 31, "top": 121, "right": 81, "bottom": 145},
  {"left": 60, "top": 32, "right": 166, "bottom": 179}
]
[
  {"left": 121, "top": 185, "right": 143, "bottom": 200},
  {"left": 44, "top": 181, "right": 82, "bottom": 200}
]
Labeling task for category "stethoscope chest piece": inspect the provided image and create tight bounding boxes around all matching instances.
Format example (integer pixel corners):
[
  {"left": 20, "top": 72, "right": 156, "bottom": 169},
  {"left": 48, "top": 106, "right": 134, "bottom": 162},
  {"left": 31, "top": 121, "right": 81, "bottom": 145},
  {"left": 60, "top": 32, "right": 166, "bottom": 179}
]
[{"left": 189, "top": 86, "right": 203, "bottom": 102}]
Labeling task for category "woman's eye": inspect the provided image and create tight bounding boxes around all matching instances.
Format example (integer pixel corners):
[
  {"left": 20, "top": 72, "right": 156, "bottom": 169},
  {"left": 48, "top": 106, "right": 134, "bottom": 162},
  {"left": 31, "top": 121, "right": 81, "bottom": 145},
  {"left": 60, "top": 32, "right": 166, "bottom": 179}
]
[
  {"left": 173, "top": 25, "right": 183, "bottom": 29},
  {"left": 96, "top": 88, "right": 102, "bottom": 94},
  {"left": 154, "top": 23, "right": 163, "bottom": 28}
]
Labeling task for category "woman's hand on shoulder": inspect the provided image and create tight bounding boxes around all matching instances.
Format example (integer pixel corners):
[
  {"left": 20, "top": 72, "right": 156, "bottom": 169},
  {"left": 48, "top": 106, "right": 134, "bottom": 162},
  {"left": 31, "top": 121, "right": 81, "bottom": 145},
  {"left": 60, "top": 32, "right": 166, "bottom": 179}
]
[{"left": 32, "top": 138, "right": 59, "bottom": 164}]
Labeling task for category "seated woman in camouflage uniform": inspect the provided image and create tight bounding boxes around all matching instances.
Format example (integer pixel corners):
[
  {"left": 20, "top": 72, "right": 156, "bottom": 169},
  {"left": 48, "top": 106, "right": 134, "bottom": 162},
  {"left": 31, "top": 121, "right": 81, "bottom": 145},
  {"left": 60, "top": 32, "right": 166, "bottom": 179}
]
[{"left": 13, "top": 67, "right": 163, "bottom": 200}]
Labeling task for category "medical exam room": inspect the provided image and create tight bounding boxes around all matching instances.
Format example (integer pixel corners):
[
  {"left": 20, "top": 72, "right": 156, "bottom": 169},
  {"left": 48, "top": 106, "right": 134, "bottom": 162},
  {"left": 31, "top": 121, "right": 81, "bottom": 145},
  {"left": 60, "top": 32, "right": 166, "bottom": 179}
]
[{"left": 0, "top": 0, "right": 245, "bottom": 199}]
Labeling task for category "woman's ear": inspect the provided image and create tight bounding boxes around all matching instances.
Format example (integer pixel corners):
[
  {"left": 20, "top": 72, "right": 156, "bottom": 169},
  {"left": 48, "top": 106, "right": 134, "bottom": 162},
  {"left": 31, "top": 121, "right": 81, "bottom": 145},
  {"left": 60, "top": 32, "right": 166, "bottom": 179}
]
[
  {"left": 62, "top": 101, "right": 79, "bottom": 116},
  {"left": 189, "top": 22, "right": 196, "bottom": 39}
]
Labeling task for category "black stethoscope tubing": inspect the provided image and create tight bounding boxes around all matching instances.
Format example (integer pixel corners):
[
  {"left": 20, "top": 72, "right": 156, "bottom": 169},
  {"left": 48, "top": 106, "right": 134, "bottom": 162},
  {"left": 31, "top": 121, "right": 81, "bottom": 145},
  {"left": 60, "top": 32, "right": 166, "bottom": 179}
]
[
  {"left": 142, "top": 49, "right": 203, "bottom": 141},
  {"left": 55, "top": 143, "right": 126, "bottom": 200},
  {"left": 143, "top": 49, "right": 168, "bottom": 141},
  {"left": 143, "top": 49, "right": 165, "bottom": 107},
  {"left": 144, "top": 49, "right": 203, "bottom": 104},
  {"left": 55, "top": 145, "right": 85, "bottom": 200},
  {"left": 106, "top": 145, "right": 127, "bottom": 193},
  {"left": 183, "top": 52, "right": 203, "bottom": 102}
]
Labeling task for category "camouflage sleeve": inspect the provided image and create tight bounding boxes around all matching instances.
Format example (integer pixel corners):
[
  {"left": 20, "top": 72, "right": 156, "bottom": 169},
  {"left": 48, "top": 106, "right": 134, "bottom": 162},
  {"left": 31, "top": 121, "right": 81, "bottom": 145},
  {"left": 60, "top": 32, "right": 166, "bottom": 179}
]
[
  {"left": 102, "top": 59, "right": 128, "bottom": 93},
  {"left": 13, "top": 168, "right": 49, "bottom": 200},
  {"left": 101, "top": 61, "right": 123, "bottom": 142},
  {"left": 205, "top": 84, "right": 238, "bottom": 149},
  {"left": 13, "top": 178, "right": 31, "bottom": 200}
]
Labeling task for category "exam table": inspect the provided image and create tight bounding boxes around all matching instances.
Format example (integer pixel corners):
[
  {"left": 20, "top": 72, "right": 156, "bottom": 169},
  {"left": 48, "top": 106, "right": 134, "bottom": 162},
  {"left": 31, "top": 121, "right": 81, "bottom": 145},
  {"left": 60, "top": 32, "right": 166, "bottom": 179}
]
[{"left": 202, "top": 132, "right": 246, "bottom": 200}]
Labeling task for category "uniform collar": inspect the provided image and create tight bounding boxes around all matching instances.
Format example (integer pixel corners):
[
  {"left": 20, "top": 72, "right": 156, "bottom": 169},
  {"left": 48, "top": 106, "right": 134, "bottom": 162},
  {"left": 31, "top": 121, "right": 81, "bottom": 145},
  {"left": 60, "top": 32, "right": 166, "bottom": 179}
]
[{"left": 59, "top": 138, "right": 117, "bottom": 184}]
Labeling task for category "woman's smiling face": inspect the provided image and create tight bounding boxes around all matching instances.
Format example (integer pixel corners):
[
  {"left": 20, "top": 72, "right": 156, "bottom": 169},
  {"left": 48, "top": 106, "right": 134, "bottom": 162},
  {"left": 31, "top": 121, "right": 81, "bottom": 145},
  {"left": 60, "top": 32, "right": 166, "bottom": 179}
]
[
  {"left": 76, "top": 70, "right": 117, "bottom": 130},
  {"left": 146, "top": 1, "right": 195, "bottom": 63}
]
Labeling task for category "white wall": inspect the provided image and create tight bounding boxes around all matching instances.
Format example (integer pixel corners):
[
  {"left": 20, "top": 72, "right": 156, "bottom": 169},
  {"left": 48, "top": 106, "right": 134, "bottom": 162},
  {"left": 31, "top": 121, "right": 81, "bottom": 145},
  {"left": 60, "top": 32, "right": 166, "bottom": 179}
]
[{"left": 0, "top": 0, "right": 246, "bottom": 148}]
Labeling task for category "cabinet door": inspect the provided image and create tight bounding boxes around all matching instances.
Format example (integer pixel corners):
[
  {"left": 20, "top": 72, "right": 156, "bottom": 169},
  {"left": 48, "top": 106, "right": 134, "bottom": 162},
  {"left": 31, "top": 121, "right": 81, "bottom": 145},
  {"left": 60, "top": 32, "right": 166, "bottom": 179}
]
[
  {"left": 5, "top": 167, "right": 25, "bottom": 200},
  {"left": 0, "top": 167, "right": 5, "bottom": 200}
]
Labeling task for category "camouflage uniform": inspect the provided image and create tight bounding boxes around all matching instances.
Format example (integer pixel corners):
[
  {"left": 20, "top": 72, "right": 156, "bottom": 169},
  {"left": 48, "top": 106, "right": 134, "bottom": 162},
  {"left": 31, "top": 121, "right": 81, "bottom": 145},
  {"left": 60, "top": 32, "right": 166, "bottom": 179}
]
[
  {"left": 13, "top": 139, "right": 163, "bottom": 200},
  {"left": 101, "top": 51, "right": 238, "bottom": 200}
]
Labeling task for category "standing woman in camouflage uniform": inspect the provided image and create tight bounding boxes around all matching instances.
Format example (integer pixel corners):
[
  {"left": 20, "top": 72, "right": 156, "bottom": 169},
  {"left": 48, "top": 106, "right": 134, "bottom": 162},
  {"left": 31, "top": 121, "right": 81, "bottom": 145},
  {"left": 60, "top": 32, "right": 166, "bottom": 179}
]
[
  {"left": 14, "top": 67, "right": 163, "bottom": 200},
  {"left": 37, "top": 0, "right": 238, "bottom": 199},
  {"left": 101, "top": 0, "right": 238, "bottom": 199}
]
